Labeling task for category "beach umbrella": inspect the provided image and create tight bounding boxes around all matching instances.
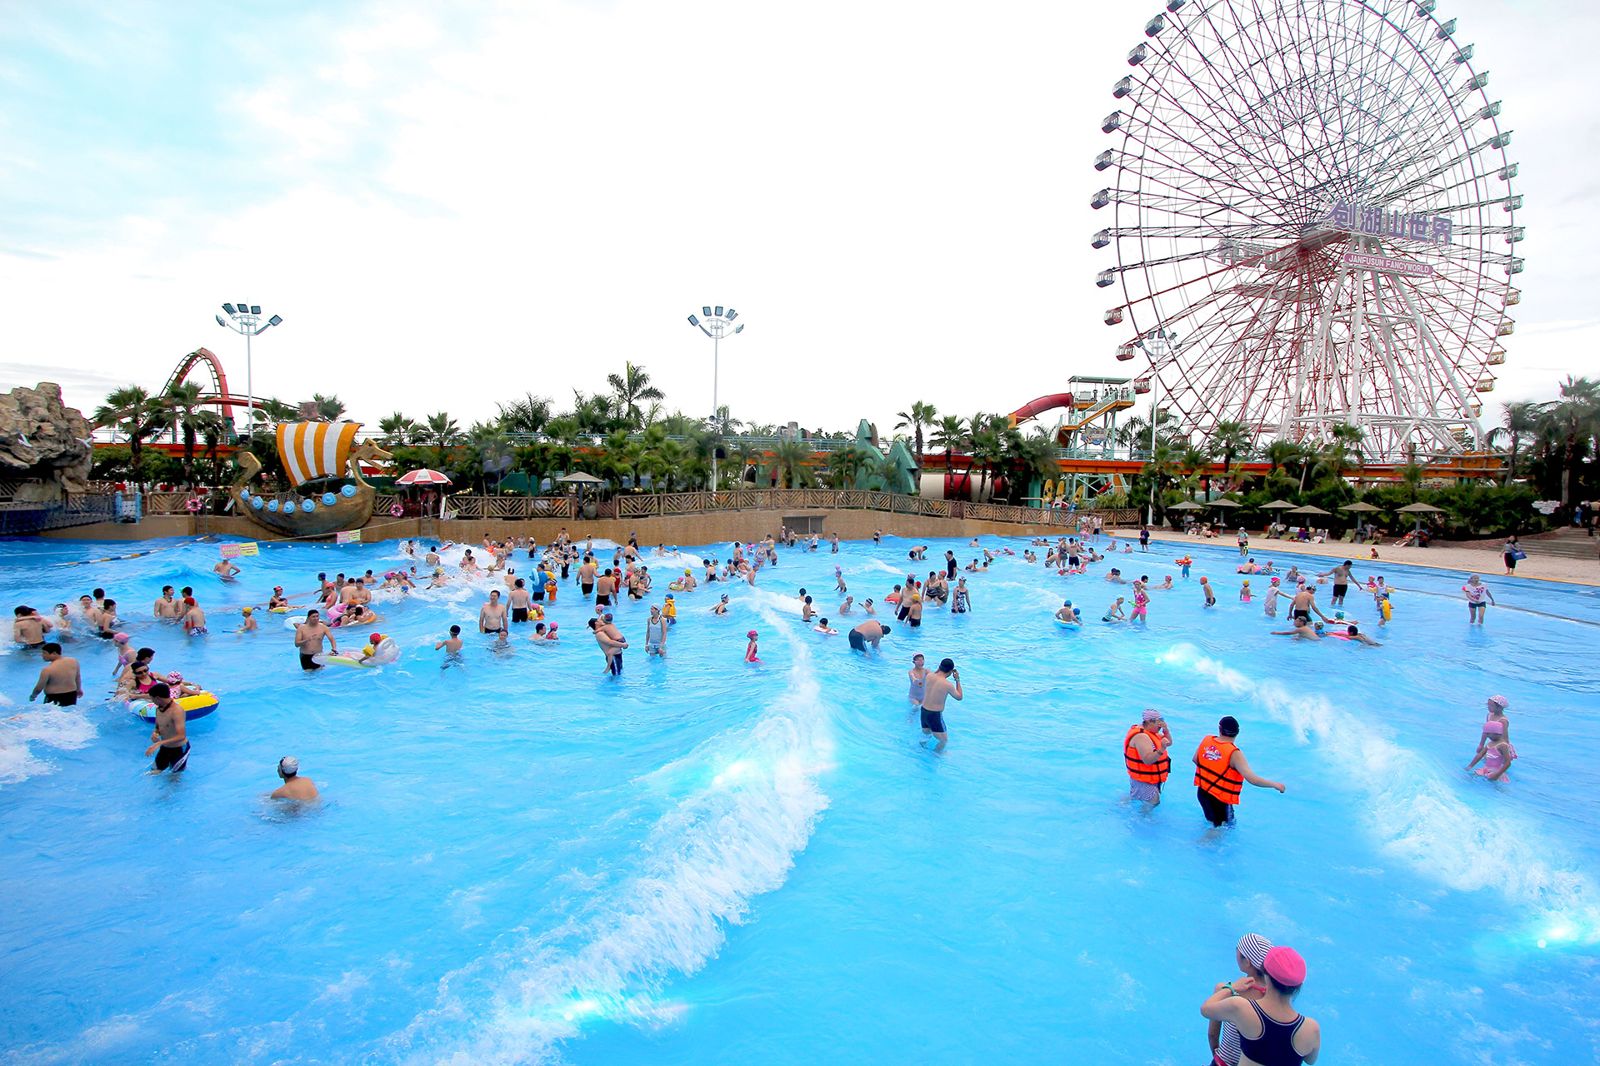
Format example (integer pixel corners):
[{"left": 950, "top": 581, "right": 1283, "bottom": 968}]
[
  {"left": 1285, "top": 504, "right": 1331, "bottom": 516},
  {"left": 557, "top": 471, "right": 605, "bottom": 485},
  {"left": 1397, "top": 500, "right": 1445, "bottom": 538},
  {"left": 1261, "top": 499, "right": 1297, "bottom": 510},
  {"left": 1342, "top": 501, "right": 1381, "bottom": 513},
  {"left": 396, "top": 468, "right": 452, "bottom": 486},
  {"left": 1168, "top": 500, "right": 1202, "bottom": 511}
]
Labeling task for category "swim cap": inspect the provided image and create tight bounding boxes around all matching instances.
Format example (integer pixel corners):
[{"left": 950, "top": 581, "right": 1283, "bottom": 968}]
[
  {"left": 1142, "top": 709, "right": 1162, "bottom": 723},
  {"left": 113, "top": 632, "right": 130, "bottom": 643},
  {"left": 278, "top": 756, "right": 299, "bottom": 777},
  {"left": 747, "top": 630, "right": 759, "bottom": 638},
  {"left": 1218, "top": 715, "right": 1240, "bottom": 737},
  {"left": 167, "top": 671, "right": 183, "bottom": 683},
  {"left": 684, "top": 569, "right": 692, "bottom": 575},
  {"left": 1262, "top": 946, "right": 1306, "bottom": 987},
  {"left": 666, "top": 593, "right": 674, "bottom": 599},
  {"left": 242, "top": 607, "right": 253, "bottom": 616},
  {"left": 1488, "top": 694, "right": 1509, "bottom": 709},
  {"left": 1237, "top": 933, "right": 1273, "bottom": 970},
  {"left": 1270, "top": 577, "right": 1280, "bottom": 585},
  {"left": 548, "top": 622, "right": 558, "bottom": 630},
  {"left": 274, "top": 585, "right": 283, "bottom": 592},
  {"left": 370, "top": 633, "right": 383, "bottom": 644}
]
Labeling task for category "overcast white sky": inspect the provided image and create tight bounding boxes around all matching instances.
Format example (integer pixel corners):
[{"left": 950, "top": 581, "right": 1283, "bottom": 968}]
[{"left": 1, "top": 0, "right": 1595, "bottom": 437}]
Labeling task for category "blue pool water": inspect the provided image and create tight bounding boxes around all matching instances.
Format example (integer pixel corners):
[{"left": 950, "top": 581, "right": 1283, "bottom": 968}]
[{"left": 3, "top": 533, "right": 1598, "bottom": 1064}]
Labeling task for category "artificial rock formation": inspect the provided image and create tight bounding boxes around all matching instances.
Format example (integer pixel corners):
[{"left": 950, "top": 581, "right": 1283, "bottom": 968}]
[{"left": 0, "top": 383, "right": 94, "bottom": 502}]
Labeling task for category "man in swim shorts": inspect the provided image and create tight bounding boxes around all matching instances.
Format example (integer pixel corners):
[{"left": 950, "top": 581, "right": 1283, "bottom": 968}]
[
  {"left": 143, "top": 682, "right": 190, "bottom": 773},
  {"left": 29, "top": 643, "right": 82, "bottom": 706},
  {"left": 1192, "top": 716, "right": 1285, "bottom": 827},
  {"left": 1317, "top": 560, "right": 1359, "bottom": 607},
  {"left": 12, "top": 605, "right": 53, "bottom": 648},
  {"left": 294, "top": 610, "right": 337, "bottom": 670},
  {"left": 919, "top": 657, "right": 963, "bottom": 752},
  {"left": 479, "top": 590, "right": 508, "bottom": 634},
  {"left": 509, "top": 578, "right": 532, "bottom": 623},
  {"left": 848, "top": 619, "right": 891, "bottom": 653}
]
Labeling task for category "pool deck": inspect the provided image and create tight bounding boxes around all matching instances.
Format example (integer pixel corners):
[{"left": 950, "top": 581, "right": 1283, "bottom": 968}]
[{"left": 1111, "top": 527, "right": 1600, "bottom": 587}]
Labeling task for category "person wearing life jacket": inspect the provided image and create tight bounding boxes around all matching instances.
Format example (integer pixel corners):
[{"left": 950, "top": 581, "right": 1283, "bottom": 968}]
[
  {"left": 1193, "top": 716, "right": 1286, "bottom": 827},
  {"left": 1124, "top": 709, "right": 1172, "bottom": 806}
]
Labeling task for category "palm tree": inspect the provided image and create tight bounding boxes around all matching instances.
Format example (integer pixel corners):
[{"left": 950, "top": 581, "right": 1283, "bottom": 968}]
[
  {"left": 931, "top": 415, "right": 968, "bottom": 472},
  {"left": 423, "top": 412, "right": 463, "bottom": 468},
  {"left": 1207, "top": 420, "right": 1252, "bottom": 487},
  {"left": 894, "top": 401, "right": 938, "bottom": 470},
  {"left": 163, "top": 382, "right": 225, "bottom": 487},
  {"left": 93, "top": 386, "right": 167, "bottom": 491},
  {"left": 968, "top": 412, "right": 1006, "bottom": 501},
  {"left": 1263, "top": 439, "right": 1299, "bottom": 479},
  {"left": 605, "top": 362, "right": 665, "bottom": 430},
  {"left": 312, "top": 393, "right": 346, "bottom": 421},
  {"left": 1179, "top": 443, "right": 1212, "bottom": 499},
  {"left": 464, "top": 421, "right": 514, "bottom": 493},
  {"left": 1487, "top": 400, "right": 1541, "bottom": 487},
  {"left": 378, "top": 412, "right": 422, "bottom": 446},
  {"left": 496, "top": 393, "right": 552, "bottom": 436},
  {"left": 770, "top": 440, "right": 816, "bottom": 489},
  {"left": 1540, "top": 376, "right": 1600, "bottom": 509},
  {"left": 825, "top": 447, "right": 864, "bottom": 489}
]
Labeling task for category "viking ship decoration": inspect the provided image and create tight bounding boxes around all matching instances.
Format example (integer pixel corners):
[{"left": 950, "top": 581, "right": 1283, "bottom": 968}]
[{"left": 231, "top": 421, "right": 392, "bottom": 536}]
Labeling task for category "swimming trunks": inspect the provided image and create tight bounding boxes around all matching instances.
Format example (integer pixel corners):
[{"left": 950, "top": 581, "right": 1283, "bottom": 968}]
[
  {"left": 43, "top": 691, "right": 78, "bottom": 707},
  {"left": 848, "top": 630, "right": 867, "bottom": 652},
  {"left": 1332, "top": 583, "right": 1348, "bottom": 600},
  {"left": 581, "top": 583, "right": 595, "bottom": 596},
  {"left": 910, "top": 617, "right": 921, "bottom": 628},
  {"left": 511, "top": 608, "right": 529, "bottom": 624},
  {"left": 1197, "top": 787, "right": 1235, "bottom": 827},
  {"left": 153, "top": 742, "right": 190, "bottom": 773},
  {"left": 609, "top": 652, "right": 624, "bottom": 676},
  {"left": 300, "top": 652, "right": 322, "bottom": 671},
  {"left": 1129, "top": 779, "right": 1160, "bottom": 803},
  {"left": 1292, "top": 610, "right": 1311, "bottom": 625},
  {"left": 919, "top": 708, "right": 946, "bottom": 733},
  {"left": 595, "top": 594, "right": 611, "bottom": 607}
]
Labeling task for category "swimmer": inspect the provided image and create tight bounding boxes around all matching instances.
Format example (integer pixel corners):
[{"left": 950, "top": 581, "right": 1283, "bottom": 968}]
[
  {"left": 813, "top": 618, "right": 838, "bottom": 635},
  {"left": 1106, "top": 568, "right": 1126, "bottom": 584},
  {"left": 214, "top": 558, "right": 240, "bottom": 581},
  {"left": 294, "top": 610, "right": 337, "bottom": 670},
  {"left": 1124, "top": 709, "right": 1172, "bottom": 806},
  {"left": 1200, "top": 577, "right": 1216, "bottom": 607},
  {"left": 645, "top": 605, "right": 668, "bottom": 657},
  {"left": 1270, "top": 620, "right": 1321, "bottom": 640},
  {"left": 1055, "top": 599, "right": 1079, "bottom": 623},
  {"left": 1157, "top": 576, "right": 1173, "bottom": 590},
  {"left": 745, "top": 629, "right": 761, "bottom": 664},
  {"left": 142, "top": 682, "right": 190, "bottom": 774},
  {"left": 1467, "top": 695, "right": 1515, "bottom": 773},
  {"left": 1337, "top": 623, "right": 1381, "bottom": 646},
  {"left": 270, "top": 756, "right": 319, "bottom": 801},
  {"left": 712, "top": 594, "right": 730, "bottom": 615},
  {"left": 28, "top": 643, "right": 82, "bottom": 706},
  {"left": 237, "top": 606, "right": 258, "bottom": 633},
  {"left": 478, "top": 590, "right": 508, "bottom": 635},
  {"left": 1239, "top": 580, "right": 1251, "bottom": 603},
  {"left": 802, "top": 595, "right": 816, "bottom": 622},
  {"left": 863, "top": 597, "right": 876, "bottom": 616},
  {"left": 835, "top": 567, "right": 848, "bottom": 593},
  {"left": 907, "top": 653, "right": 928, "bottom": 708},
  {"left": 838, "top": 595, "right": 855, "bottom": 615},
  {"left": 1192, "top": 715, "right": 1285, "bottom": 827},
  {"left": 180, "top": 597, "right": 206, "bottom": 635},
  {"left": 1462, "top": 574, "right": 1495, "bottom": 624},
  {"left": 918, "top": 657, "right": 963, "bottom": 752},
  {"left": 952, "top": 578, "right": 971, "bottom": 615},
  {"left": 153, "top": 585, "right": 184, "bottom": 620},
  {"left": 12, "top": 605, "right": 53, "bottom": 648},
  {"left": 1131, "top": 585, "right": 1149, "bottom": 623},
  {"left": 1103, "top": 597, "right": 1126, "bottom": 623},
  {"left": 1262, "top": 577, "right": 1282, "bottom": 617},
  {"left": 848, "top": 619, "right": 891, "bottom": 654},
  {"left": 1317, "top": 560, "right": 1359, "bottom": 606}
]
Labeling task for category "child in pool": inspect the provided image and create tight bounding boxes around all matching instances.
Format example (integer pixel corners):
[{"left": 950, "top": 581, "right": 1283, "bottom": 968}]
[
  {"left": 745, "top": 629, "right": 761, "bottom": 663},
  {"left": 1239, "top": 580, "right": 1251, "bottom": 603}
]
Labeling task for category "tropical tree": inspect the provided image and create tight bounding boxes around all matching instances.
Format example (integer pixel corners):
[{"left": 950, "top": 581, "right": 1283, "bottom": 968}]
[
  {"left": 423, "top": 412, "right": 463, "bottom": 468},
  {"left": 93, "top": 386, "right": 168, "bottom": 491},
  {"left": 464, "top": 421, "right": 515, "bottom": 493},
  {"left": 378, "top": 412, "right": 422, "bottom": 446},
  {"left": 497, "top": 393, "right": 552, "bottom": 436},
  {"left": 1538, "top": 376, "right": 1599, "bottom": 509},
  {"left": 312, "top": 393, "right": 346, "bottom": 421},
  {"left": 1487, "top": 400, "right": 1542, "bottom": 487},
  {"left": 770, "top": 440, "right": 816, "bottom": 489},
  {"left": 1178, "top": 442, "right": 1213, "bottom": 498},
  {"left": 1262, "top": 439, "right": 1299, "bottom": 480},
  {"left": 825, "top": 447, "right": 865, "bottom": 489},
  {"left": 162, "top": 381, "right": 225, "bottom": 487},
  {"left": 894, "top": 401, "right": 938, "bottom": 470},
  {"left": 605, "top": 362, "right": 665, "bottom": 430},
  {"left": 930, "top": 415, "right": 968, "bottom": 472},
  {"left": 968, "top": 412, "right": 1008, "bottom": 500},
  {"left": 1207, "top": 420, "right": 1253, "bottom": 486}
]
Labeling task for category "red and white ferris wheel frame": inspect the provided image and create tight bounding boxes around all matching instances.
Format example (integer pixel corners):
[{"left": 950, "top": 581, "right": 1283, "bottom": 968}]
[{"left": 1092, "top": 0, "right": 1521, "bottom": 462}]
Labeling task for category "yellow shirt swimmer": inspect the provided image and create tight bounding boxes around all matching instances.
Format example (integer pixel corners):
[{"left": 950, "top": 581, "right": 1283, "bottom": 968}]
[{"left": 663, "top": 595, "right": 678, "bottom": 625}]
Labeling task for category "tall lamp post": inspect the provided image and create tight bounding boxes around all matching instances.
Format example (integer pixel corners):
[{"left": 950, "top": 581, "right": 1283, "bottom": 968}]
[
  {"left": 215, "top": 302, "right": 282, "bottom": 438},
  {"left": 686, "top": 305, "right": 744, "bottom": 489},
  {"left": 1135, "top": 327, "right": 1178, "bottom": 527}
]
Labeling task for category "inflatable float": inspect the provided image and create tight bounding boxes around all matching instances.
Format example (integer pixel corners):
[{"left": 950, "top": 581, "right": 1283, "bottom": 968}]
[
  {"left": 126, "top": 692, "right": 220, "bottom": 722},
  {"left": 314, "top": 636, "right": 400, "bottom": 669}
]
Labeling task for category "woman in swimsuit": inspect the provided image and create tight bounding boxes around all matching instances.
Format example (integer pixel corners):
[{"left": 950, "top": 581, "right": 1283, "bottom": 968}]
[
  {"left": 1202, "top": 945, "right": 1320, "bottom": 1065},
  {"left": 907, "top": 654, "right": 928, "bottom": 709}
]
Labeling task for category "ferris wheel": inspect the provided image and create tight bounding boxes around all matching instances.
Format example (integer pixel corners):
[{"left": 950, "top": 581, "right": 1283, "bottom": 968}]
[{"left": 1092, "top": 0, "right": 1522, "bottom": 462}]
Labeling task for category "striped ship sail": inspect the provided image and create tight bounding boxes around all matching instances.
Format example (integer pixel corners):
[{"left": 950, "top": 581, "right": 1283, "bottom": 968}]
[{"left": 277, "top": 422, "right": 361, "bottom": 488}]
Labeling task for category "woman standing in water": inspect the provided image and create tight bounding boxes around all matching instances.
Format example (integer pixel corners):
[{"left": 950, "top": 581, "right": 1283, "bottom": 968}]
[{"left": 1202, "top": 945, "right": 1321, "bottom": 1064}]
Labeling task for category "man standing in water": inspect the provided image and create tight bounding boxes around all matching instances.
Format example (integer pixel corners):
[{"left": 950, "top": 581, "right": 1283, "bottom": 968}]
[
  {"left": 848, "top": 619, "right": 892, "bottom": 654},
  {"left": 479, "top": 589, "right": 508, "bottom": 634},
  {"left": 1193, "top": 716, "right": 1285, "bottom": 827},
  {"left": 28, "top": 643, "right": 82, "bottom": 706},
  {"left": 1124, "top": 709, "right": 1172, "bottom": 806},
  {"left": 945, "top": 550, "right": 958, "bottom": 580},
  {"left": 294, "top": 609, "right": 337, "bottom": 671},
  {"left": 142, "top": 682, "right": 189, "bottom": 773},
  {"left": 1317, "top": 559, "right": 1359, "bottom": 607},
  {"left": 270, "top": 756, "right": 319, "bottom": 801},
  {"left": 919, "top": 657, "right": 964, "bottom": 752}
]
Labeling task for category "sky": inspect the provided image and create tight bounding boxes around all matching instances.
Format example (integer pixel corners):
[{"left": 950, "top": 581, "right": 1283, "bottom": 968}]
[{"left": 1, "top": 0, "right": 1596, "bottom": 439}]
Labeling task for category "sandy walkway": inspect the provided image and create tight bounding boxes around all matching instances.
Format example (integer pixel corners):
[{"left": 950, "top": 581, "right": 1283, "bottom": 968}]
[{"left": 1109, "top": 528, "right": 1600, "bottom": 587}]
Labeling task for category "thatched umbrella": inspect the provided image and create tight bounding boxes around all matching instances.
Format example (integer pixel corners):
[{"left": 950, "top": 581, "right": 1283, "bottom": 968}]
[{"left": 1396, "top": 500, "right": 1445, "bottom": 537}]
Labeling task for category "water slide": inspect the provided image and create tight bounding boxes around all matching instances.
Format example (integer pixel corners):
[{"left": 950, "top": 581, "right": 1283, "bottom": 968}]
[{"left": 1008, "top": 394, "right": 1075, "bottom": 426}]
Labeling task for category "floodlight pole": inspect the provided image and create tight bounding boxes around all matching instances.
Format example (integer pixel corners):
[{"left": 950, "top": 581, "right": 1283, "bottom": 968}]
[
  {"left": 686, "top": 306, "right": 744, "bottom": 490},
  {"left": 1136, "top": 327, "right": 1177, "bottom": 527},
  {"left": 217, "top": 303, "right": 282, "bottom": 437}
]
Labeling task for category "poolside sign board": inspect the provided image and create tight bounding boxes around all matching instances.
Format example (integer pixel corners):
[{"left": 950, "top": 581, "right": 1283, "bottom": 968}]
[
  {"left": 219, "top": 542, "right": 259, "bottom": 559},
  {"left": 1342, "top": 251, "right": 1435, "bottom": 277},
  {"left": 335, "top": 530, "right": 363, "bottom": 545}
]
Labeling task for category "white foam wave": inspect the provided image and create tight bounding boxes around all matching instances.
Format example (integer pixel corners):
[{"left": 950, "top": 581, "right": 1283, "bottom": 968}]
[
  {"left": 393, "top": 621, "right": 834, "bottom": 1064},
  {"left": 1162, "top": 643, "right": 1600, "bottom": 937},
  {"left": 0, "top": 704, "right": 99, "bottom": 789}
]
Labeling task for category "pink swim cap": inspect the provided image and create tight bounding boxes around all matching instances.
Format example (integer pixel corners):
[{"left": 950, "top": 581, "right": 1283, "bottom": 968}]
[
  {"left": 747, "top": 630, "right": 759, "bottom": 639},
  {"left": 113, "top": 632, "right": 130, "bottom": 643},
  {"left": 1263, "top": 946, "right": 1307, "bottom": 987},
  {"left": 1488, "top": 694, "right": 1509, "bottom": 709}
]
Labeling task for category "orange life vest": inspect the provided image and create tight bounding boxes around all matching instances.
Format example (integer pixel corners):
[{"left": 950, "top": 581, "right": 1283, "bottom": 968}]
[
  {"left": 1193, "top": 735, "right": 1243, "bottom": 804},
  {"left": 1124, "top": 725, "right": 1170, "bottom": 785}
]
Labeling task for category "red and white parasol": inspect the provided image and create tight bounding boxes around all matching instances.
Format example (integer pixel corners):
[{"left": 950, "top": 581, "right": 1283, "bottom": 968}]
[{"left": 395, "top": 469, "right": 452, "bottom": 486}]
